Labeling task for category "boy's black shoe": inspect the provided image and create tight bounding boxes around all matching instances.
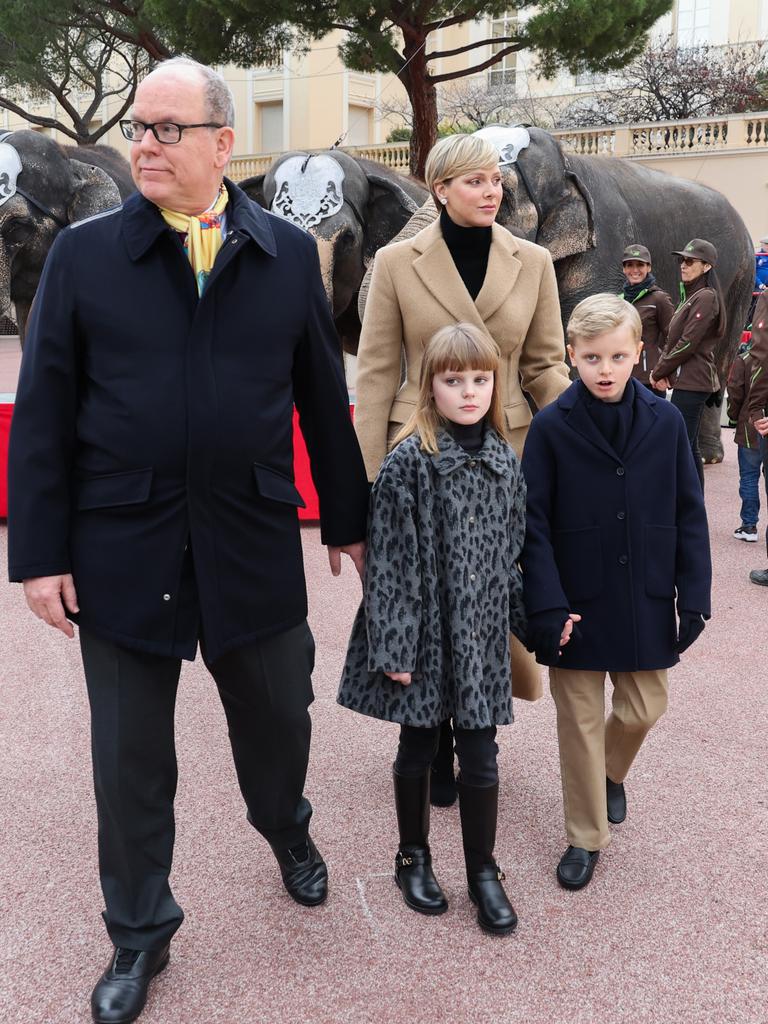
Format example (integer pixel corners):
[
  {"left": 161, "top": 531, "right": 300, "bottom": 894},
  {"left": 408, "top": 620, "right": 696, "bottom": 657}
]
[
  {"left": 606, "top": 777, "right": 627, "bottom": 824},
  {"left": 556, "top": 846, "right": 599, "bottom": 890},
  {"left": 91, "top": 944, "right": 170, "bottom": 1023},
  {"left": 749, "top": 568, "right": 768, "bottom": 586},
  {"left": 734, "top": 523, "right": 758, "bottom": 541}
]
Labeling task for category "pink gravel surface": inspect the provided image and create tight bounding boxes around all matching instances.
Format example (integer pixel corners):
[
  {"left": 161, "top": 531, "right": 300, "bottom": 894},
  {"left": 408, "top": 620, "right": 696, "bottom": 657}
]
[{"left": 1, "top": 447, "right": 766, "bottom": 1024}]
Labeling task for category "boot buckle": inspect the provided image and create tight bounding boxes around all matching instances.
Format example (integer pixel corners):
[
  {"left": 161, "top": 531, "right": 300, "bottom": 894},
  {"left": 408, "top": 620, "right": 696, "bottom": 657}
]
[
  {"left": 396, "top": 852, "right": 413, "bottom": 867},
  {"left": 497, "top": 868, "right": 506, "bottom": 881}
]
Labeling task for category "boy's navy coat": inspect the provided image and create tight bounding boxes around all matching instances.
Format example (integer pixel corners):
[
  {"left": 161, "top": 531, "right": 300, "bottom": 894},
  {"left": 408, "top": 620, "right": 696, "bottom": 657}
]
[
  {"left": 7, "top": 180, "right": 369, "bottom": 662},
  {"left": 521, "top": 379, "right": 711, "bottom": 671}
]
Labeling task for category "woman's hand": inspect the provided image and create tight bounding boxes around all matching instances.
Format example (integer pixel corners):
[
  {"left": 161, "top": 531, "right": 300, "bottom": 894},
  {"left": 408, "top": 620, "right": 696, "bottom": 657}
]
[
  {"left": 385, "top": 671, "right": 412, "bottom": 685},
  {"left": 754, "top": 416, "right": 768, "bottom": 437},
  {"left": 651, "top": 375, "right": 670, "bottom": 391}
]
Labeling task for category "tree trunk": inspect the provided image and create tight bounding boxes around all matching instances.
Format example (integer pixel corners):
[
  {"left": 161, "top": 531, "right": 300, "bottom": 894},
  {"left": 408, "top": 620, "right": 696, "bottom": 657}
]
[{"left": 401, "top": 40, "right": 438, "bottom": 179}]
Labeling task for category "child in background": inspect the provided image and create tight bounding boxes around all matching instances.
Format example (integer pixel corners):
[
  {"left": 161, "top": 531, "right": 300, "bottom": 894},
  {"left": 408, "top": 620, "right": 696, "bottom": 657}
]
[
  {"left": 727, "top": 335, "right": 763, "bottom": 542},
  {"left": 338, "top": 323, "right": 528, "bottom": 936},
  {"left": 522, "top": 293, "right": 711, "bottom": 891}
]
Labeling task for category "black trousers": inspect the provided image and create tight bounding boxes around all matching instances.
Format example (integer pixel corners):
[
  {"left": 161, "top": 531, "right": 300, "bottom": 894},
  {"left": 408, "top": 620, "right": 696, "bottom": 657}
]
[
  {"left": 671, "top": 388, "right": 709, "bottom": 491},
  {"left": 80, "top": 620, "right": 315, "bottom": 951},
  {"left": 395, "top": 724, "right": 499, "bottom": 787}
]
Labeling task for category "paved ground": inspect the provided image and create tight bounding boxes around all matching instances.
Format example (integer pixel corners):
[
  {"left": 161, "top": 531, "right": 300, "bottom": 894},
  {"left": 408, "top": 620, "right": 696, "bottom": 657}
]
[{"left": 1, "top": 444, "right": 766, "bottom": 1024}]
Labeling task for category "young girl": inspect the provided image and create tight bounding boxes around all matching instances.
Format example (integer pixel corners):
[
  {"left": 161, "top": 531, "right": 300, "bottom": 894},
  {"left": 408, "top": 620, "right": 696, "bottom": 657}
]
[{"left": 338, "top": 323, "right": 527, "bottom": 936}]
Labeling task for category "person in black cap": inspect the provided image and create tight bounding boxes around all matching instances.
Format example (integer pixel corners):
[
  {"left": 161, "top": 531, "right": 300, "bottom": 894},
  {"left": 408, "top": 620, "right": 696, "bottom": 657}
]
[
  {"left": 619, "top": 243, "right": 674, "bottom": 389},
  {"left": 650, "top": 238, "right": 726, "bottom": 490}
]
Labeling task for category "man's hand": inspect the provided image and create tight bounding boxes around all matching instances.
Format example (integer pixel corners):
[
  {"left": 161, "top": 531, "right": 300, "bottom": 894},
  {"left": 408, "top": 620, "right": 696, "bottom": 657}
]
[
  {"left": 23, "top": 574, "right": 79, "bottom": 638},
  {"left": 753, "top": 415, "right": 768, "bottom": 437},
  {"left": 560, "top": 613, "right": 582, "bottom": 647},
  {"left": 385, "top": 671, "right": 412, "bottom": 685},
  {"left": 327, "top": 542, "right": 366, "bottom": 580}
]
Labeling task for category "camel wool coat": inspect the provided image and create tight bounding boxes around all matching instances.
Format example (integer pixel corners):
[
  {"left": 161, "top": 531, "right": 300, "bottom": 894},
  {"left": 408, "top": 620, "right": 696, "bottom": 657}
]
[{"left": 354, "top": 217, "right": 571, "bottom": 480}]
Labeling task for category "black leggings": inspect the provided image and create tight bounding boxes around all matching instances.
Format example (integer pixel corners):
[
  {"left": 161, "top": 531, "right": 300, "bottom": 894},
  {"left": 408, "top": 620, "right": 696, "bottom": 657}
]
[
  {"left": 395, "top": 724, "right": 498, "bottom": 787},
  {"left": 671, "top": 388, "right": 709, "bottom": 491}
]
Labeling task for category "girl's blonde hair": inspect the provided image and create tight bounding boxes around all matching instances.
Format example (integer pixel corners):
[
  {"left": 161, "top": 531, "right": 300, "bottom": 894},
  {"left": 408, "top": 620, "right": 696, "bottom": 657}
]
[
  {"left": 567, "top": 293, "right": 642, "bottom": 346},
  {"left": 424, "top": 134, "right": 500, "bottom": 205},
  {"left": 393, "top": 323, "right": 505, "bottom": 454}
]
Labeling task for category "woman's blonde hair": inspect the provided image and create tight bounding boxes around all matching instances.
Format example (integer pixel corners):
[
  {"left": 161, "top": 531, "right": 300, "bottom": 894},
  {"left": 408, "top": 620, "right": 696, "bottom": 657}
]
[
  {"left": 424, "top": 134, "right": 500, "bottom": 204},
  {"left": 393, "top": 323, "right": 505, "bottom": 454},
  {"left": 566, "top": 293, "right": 642, "bottom": 346}
]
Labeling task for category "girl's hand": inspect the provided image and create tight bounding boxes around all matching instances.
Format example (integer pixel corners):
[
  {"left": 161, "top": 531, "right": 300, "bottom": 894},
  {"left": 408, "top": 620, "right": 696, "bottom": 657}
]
[
  {"left": 560, "top": 613, "right": 582, "bottom": 647},
  {"left": 385, "top": 671, "right": 412, "bottom": 685}
]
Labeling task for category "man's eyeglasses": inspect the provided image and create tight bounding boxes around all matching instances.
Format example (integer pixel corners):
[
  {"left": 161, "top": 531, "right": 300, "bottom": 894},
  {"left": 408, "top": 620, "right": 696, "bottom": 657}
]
[
  {"left": 120, "top": 120, "right": 225, "bottom": 145},
  {"left": 679, "top": 256, "right": 701, "bottom": 266}
]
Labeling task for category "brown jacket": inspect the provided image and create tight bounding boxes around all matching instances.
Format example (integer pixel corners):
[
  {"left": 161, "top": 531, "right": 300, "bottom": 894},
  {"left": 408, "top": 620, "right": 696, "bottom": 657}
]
[
  {"left": 747, "top": 292, "right": 768, "bottom": 422},
  {"left": 354, "top": 218, "right": 570, "bottom": 480},
  {"left": 626, "top": 285, "right": 675, "bottom": 385},
  {"left": 727, "top": 346, "right": 760, "bottom": 449},
  {"left": 653, "top": 278, "right": 721, "bottom": 393}
]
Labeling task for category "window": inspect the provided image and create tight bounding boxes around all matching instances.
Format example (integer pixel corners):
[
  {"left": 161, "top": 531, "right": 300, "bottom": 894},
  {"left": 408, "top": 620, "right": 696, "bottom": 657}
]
[
  {"left": 487, "top": 11, "right": 517, "bottom": 88},
  {"left": 258, "top": 102, "right": 283, "bottom": 153},
  {"left": 347, "top": 105, "right": 371, "bottom": 146},
  {"left": 677, "top": 0, "right": 710, "bottom": 46},
  {"left": 575, "top": 71, "right": 606, "bottom": 87}
]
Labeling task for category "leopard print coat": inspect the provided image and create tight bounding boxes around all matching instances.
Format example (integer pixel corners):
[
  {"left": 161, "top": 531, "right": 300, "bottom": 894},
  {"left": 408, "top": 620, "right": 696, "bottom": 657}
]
[{"left": 337, "top": 427, "right": 526, "bottom": 728}]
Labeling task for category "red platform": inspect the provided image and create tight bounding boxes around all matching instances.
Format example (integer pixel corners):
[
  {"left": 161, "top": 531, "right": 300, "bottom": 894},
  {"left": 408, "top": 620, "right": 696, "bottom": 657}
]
[{"left": 0, "top": 404, "right": 336, "bottom": 520}]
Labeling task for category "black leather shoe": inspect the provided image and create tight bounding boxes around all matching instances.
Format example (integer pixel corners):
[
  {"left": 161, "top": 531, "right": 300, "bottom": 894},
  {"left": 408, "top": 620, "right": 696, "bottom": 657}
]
[
  {"left": 749, "top": 568, "right": 768, "bottom": 586},
  {"left": 467, "top": 864, "right": 517, "bottom": 935},
  {"left": 91, "top": 945, "right": 170, "bottom": 1024},
  {"left": 394, "top": 847, "right": 448, "bottom": 915},
  {"left": 272, "top": 836, "right": 328, "bottom": 906},
  {"left": 557, "top": 846, "right": 599, "bottom": 890},
  {"left": 606, "top": 776, "right": 627, "bottom": 824}
]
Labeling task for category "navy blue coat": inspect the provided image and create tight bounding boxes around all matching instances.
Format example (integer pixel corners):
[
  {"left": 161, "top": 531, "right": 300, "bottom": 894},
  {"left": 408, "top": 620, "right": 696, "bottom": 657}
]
[
  {"left": 521, "top": 380, "right": 711, "bottom": 671},
  {"left": 8, "top": 179, "right": 369, "bottom": 662}
]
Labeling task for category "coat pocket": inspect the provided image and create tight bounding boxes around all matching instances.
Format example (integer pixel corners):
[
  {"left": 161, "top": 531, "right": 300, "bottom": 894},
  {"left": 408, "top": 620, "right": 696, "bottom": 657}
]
[
  {"left": 552, "top": 525, "right": 602, "bottom": 602},
  {"left": 504, "top": 400, "right": 533, "bottom": 431},
  {"left": 644, "top": 524, "right": 677, "bottom": 597},
  {"left": 252, "top": 463, "right": 306, "bottom": 508},
  {"left": 76, "top": 467, "right": 153, "bottom": 510}
]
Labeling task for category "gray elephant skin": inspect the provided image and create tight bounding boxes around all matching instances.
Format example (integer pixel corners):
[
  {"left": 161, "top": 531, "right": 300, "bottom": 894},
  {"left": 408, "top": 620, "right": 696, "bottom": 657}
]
[
  {"left": 240, "top": 151, "right": 428, "bottom": 353},
  {"left": 0, "top": 130, "right": 130, "bottom": 342}
]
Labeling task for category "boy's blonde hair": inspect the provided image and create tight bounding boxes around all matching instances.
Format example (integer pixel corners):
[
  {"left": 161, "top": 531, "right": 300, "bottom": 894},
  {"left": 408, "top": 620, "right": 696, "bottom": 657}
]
[
  {"left": 424, "top": 134, "right": 499, "bottom": 205},
  {"left": 567, "top": 293, "right": 642, "bottom": 346},
  {"left": 393, "top": 323, "right": 505, "bottom": 454}
]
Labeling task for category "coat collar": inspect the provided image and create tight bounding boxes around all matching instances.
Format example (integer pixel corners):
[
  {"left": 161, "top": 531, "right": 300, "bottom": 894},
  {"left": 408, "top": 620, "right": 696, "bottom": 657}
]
[
  {"left": 121, "top": 176, "right": 277, "bottom": 262},
  {"left": 430, "top": 425, "right": 511, "bottom": 477},
  {"left": 411, "top": 219, "right": 522, "bottom": 328},
  {"left": 557, "top": 378, "right": 659, "bottom": 462}
]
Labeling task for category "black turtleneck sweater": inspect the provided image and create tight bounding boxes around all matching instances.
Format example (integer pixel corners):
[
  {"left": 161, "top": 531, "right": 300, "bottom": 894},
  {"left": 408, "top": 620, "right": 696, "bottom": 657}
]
[
  {"left": 440, "top": 207, "right": 492, "bottom": 301},
  {"left": 447, "top": 418, "right": 485, "bottom": 453},
  {"left": 583, "top": 380, "right": 635, "bottom": 456}
]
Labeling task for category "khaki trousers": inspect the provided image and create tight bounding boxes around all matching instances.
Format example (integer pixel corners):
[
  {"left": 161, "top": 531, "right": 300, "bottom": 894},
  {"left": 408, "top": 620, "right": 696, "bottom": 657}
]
[{"left": 549, "top": 668, "right": 669, "bottom": 851}]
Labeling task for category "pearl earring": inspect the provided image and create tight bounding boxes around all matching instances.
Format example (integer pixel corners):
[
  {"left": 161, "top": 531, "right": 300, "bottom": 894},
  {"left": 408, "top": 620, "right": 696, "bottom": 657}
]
[{"left": 439, "top": 196, "right": 447, "bottom": 205}]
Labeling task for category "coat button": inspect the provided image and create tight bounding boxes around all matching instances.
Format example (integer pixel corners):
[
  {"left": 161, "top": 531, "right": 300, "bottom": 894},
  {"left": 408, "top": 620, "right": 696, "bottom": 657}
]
[
  {"left": 469, "top": 516, "right": 476, "bottom": 524},
  {"left": 471, "top": 630, "right": 477, "bottom": 639},
  {"left": 618, "top": 555, "right": 628, "bottom": 566},
  {"left": 468, "top": 460, "right": 477, "bottom": 467},
  {"left": 163, "top": 593, "right": 171, "bottom": 601},
  {"left": 616, "top": 467, "right": 625, "bottom": 476},
  {"left": 617, "top": 511, "right": 626, "bottom": 520},
  {"left": 470, "top": 573, "right": 476, "bottom": 582}
]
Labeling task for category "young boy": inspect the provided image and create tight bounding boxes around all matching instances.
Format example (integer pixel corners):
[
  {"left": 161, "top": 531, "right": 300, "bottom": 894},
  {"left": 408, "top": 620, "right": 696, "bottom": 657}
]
[
  {"left": 727, "top": 334, "right": 763, "bottom": 542},
  {"left": 521, "top": 293, "right": 711, "bottom": 891}
]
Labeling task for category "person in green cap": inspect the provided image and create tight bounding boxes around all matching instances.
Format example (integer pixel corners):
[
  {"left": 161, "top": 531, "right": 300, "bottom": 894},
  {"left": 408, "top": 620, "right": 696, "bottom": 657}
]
[{"left": 619, "top": 243, "right": 674, "bottom": 389}]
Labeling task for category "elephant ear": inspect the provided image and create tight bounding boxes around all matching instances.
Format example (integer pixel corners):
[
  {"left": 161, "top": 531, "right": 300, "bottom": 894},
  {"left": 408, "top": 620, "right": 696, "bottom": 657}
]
[
  {"left": 66, "top": 162, "right": 121, "bottom": 223},
  {"left": 239, "top": 174, "right": 268, "bottom": 208},
  {"left": 536, "top": 163, "right": 596, "bottom": 262},
  {"left": 363, "top": 172, "right": 420, "bottom": 263}
]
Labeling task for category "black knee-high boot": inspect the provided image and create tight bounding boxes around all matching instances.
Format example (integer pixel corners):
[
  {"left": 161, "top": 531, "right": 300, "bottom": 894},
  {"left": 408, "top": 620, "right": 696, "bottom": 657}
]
[
  {"left": 430, "top": 718, "right": 457, "bottom": 807},
  {"left": 393, "top": 768, "right": 448, "bottom": 915},
  {"left": 457, "top": 780, "right": 517, "bottom": 935}
]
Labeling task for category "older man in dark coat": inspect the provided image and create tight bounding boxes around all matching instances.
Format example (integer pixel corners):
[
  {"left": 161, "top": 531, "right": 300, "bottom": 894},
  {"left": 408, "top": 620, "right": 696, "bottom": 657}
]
[{"left": 7, "top": 58, "right": 368, "bottom": 1024}]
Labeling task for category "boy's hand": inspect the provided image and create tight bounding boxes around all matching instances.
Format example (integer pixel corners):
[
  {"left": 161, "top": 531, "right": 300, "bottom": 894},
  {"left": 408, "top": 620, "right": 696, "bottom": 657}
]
[
  {"left": 526, "top": 608, "right": 578, "bottom": 664},
  {"left": 677, "top": 612, "right": 706, "bottom": 654},
  {"left": 560, "top": 613, "right": 582, "bottom": 646},
  {"left": 385, "top": 671, "right": 412, "bottom": 685}
]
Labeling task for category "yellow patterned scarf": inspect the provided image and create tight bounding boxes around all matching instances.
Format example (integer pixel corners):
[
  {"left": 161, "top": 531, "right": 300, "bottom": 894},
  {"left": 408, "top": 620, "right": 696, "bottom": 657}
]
[{"left": 160, "top": 185, "right": 229, "bottom": 295}]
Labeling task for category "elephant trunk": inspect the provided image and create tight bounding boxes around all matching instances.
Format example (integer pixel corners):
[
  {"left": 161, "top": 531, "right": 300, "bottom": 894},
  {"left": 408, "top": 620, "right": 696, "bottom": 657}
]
[
  {"left": 0, "top": 243, "right": 12, "bottom": 323},
  {"left": 314, "top": 234, "right": 337, "bottom": 311}
]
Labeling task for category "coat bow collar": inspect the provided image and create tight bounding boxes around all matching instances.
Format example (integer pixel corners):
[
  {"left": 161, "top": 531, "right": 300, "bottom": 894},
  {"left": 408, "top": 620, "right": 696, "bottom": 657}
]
[
  {"left": 122, "top": 177, "right": 277, "bottom": 261},
  {"left": 430, "top": 426, "right": 512, "bottom": 476}
]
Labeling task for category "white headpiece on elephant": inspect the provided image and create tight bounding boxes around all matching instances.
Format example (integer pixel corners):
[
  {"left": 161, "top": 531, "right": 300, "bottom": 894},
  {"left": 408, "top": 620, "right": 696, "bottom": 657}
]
[
  {"left": 0, "top": 142, "right": 22, "bottom": 208},
  {"left": 473, "top": 125, "right": 531, "bottom": 165},
  {"left": 271, "top": 154, "right": 346, "bottom": 230}
]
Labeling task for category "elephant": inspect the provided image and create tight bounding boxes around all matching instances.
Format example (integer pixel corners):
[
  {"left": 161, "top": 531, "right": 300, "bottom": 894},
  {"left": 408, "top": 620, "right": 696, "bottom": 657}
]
[
  {"left": 358, "top": 125, "right": 754, "bottom": 390},
  {"left": 0, "top": 130, "right": 130, "bottom": 342},
  {"left": 240, "top": 151, "right": 429, "bottom": 353}
]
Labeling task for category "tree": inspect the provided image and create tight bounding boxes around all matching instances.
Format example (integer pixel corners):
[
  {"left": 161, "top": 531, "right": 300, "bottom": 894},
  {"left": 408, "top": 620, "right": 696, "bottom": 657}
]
[{"left": 555, "top": 37, "right": 768, "bottom": 128}]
